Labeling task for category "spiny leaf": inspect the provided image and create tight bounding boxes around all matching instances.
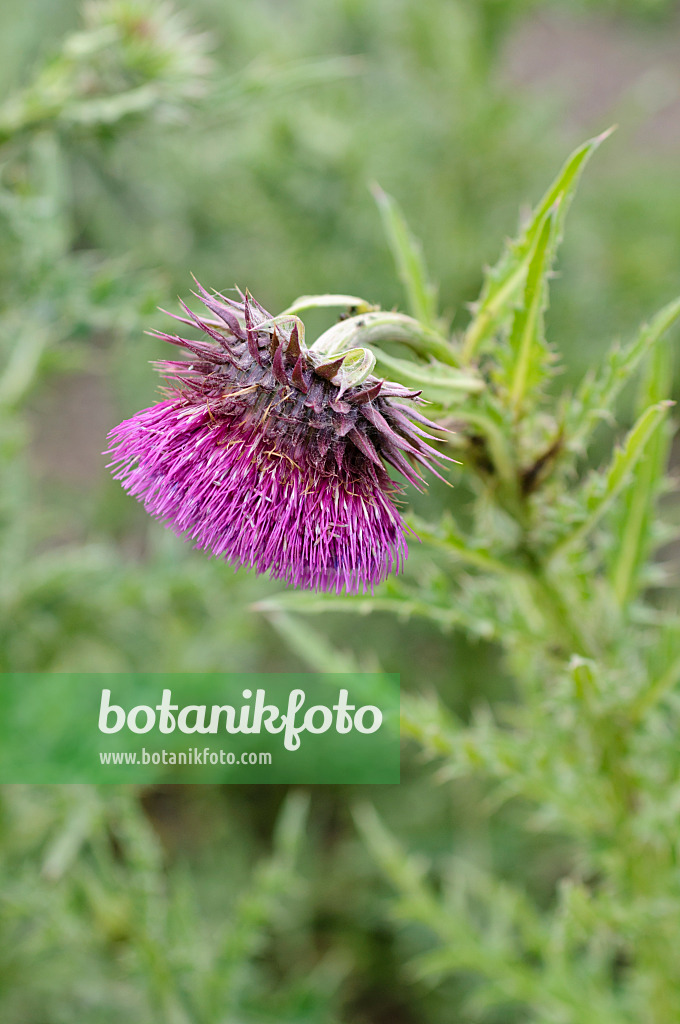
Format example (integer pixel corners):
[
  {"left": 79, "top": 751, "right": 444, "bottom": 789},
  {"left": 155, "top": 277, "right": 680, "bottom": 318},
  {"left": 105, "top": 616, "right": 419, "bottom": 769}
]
[
  {"left": 462, "top": 127, "right": 614, "bottom": 361},
  {"left": 549, "top": 400, "right": 674, "bottom": 559},
  {"left": 449, "top": 395, "right": 520, "bottom": 488},
  {"left": 506, "top": 203, "right": 558, "bottom": 414},
  {"left": 399, "top": 693, "right": 459, "bottom": 758},
  {"left": 406, "top": 513, "right": 523, "bottom": 577},
  {"left": 564, "top": 293, "right": 680, "bottom": 453},
  {"left": 253, "top": 589, "right": 485, "bottom": 635},
  {"left": 609, "top": 340, "right": 675, "bottom": 607},
  {"left": 372, "top": 183, "right": 439, "bottom": 329},
  {"left": 353, "top": 803, "right": 434, "bottom": 899},
  {"left": 209, "top": 792, "right": 310, "bottom": 1011},
  {"left": 354, "top": 804, "right": 548, "bottom": 1002}
]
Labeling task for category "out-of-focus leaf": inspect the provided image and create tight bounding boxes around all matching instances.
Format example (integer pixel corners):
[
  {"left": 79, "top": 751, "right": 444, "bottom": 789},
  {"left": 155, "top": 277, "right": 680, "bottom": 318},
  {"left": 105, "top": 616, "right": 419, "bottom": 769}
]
[
  {"left": 609, "top": 339, "right": 675, "bottom": 606},
  {"left": 253, "top": 588, "right": 493, "bottom": 637},
  {"left": 372, "top": 183, "right": 438, "bottom": 329},
  {"left": 263, "top": 610, "right": 364, "bottom": 673},
  {"left": 550, "top": 400, "right": 674, "bottom": 559},
  {"left": 407, "top": 512, "right": 523, "bottom": 576},
  {"left": 0, "top": 323, "right": 50, "bottom": 410},
  {"left": 216, "top": 55, "right": 363, "bottom": 113},
  {"left": 564, "top": 293, "right": 680, "bottom": 453}
]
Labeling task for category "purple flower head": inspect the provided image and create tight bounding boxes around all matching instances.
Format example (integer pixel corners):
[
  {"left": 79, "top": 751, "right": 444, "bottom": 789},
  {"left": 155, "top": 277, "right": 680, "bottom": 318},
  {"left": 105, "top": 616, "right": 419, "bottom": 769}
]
[{"left": 106, "top": 282, "right": 448, "bottom": 593}]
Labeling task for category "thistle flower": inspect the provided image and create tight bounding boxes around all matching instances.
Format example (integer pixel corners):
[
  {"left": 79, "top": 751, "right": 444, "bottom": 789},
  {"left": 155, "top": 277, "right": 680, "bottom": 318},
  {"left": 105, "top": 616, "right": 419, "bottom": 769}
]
[{"left": 106, "top": 282, "right": 448, "bottom": 593}]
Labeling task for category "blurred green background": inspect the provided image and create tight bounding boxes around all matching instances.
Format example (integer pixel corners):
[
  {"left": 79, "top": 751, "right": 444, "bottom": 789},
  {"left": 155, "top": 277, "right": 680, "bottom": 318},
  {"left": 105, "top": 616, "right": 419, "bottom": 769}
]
[{"left": 1, "top": 0, "right": 680, "bottom": 1019}]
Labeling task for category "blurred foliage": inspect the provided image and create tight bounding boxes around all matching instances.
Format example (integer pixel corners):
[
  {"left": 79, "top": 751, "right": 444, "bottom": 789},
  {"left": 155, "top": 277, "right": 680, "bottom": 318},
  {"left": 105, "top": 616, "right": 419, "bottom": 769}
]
[
  {"left": 265, "top": 132, "right": 680, "bottom": 1018},
  {"left": 2, "top": 0, "right": 680, "bottom": 1020}
]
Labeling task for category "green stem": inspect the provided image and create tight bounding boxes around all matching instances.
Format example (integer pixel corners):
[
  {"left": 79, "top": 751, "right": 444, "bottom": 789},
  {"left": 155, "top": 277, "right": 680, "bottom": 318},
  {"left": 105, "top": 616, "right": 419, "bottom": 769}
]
[
  {"left": 532, "top": 568, "right": 594, "bottom": 659},
  {"left": 453, "top": 410, "right": 518, "bottom": 490}
]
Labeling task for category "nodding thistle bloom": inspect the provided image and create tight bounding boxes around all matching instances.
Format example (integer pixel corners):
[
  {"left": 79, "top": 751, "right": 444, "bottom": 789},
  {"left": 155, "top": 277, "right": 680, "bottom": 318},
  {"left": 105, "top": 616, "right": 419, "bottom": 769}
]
[{"left": 106, "top": 282, "right": 448, "bottom": 593}]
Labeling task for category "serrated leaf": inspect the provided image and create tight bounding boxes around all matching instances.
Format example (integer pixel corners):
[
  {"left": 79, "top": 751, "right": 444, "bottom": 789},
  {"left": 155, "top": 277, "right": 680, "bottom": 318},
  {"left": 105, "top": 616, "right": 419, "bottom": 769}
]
[
  {"left": 506, "top": 203, "right": 558, "bottom": 413},
  {"left": 372, "top": 183, "right": 438, "bottom": 329},
  {"left": 565, "top": 293, "right": 680, "bottom": 452},
  {"left": 406, "top": 512, "right": 522, "bottom": 577},
  {"left": 462, "top": 127, "right": 614, "bottom": 361},
  {"left": 550, "top": 400, "right": 674, "bottom": 559},
  {"left": 353, "top": 803, "right": 434, "bottom": 899},
  {"left": 252, "top": 589, "right": 481, "bottom": 635},
  {"left": 399, "top": 693, "right": 459, "bottom": 758},
  {"left": 609, "top": 340, "right": 674, "bottom": 606}
]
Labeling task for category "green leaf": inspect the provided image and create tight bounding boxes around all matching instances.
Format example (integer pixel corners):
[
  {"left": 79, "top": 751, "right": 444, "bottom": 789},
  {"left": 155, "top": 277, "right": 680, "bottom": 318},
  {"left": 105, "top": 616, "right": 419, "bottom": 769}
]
[
  {"left": 272, "top": 790, "right": 310, "bottom": 866},
  {"left": 372, "top": 183, "right": 438, "bottom": 329},
  {"left": 549, "top": 400, "right": 674, "bottom": 560},
  {"left": 353, "top": 803, "right": 548, "bottom": 1007},
  {"left": 368, "top": 346, "right": 483, "bottom": 403},
  {"left": 447, "top": 396, "right": 520, "bottom": 488},
  {"left": 506, "top": 203, "right": 557, "bottom": 414},
  {"left": 282, "top": 293, "right": 376, "bottom": 317},
  {"left": 311, "top": 310, "right": 461, "bottom": 367},
  {"left": 462, "top": 127, "right": 614, "bottom": 362},
  {"left": 399, "top": 693, "right": 460, "bottom": 758},
  {"left": 631, "top": 647, "right": 680, "bottom": 722},
  {"left": 208, "top": 791, "right": 310, "bottom": 1013},
  {"left": 609, "top": 339, "right": 674, "bottom": 607},
  {"left": 253, "top": 589, "right": 479, "bottom": 634},
  {"left": 564, "top": 293, "right": 680, "bottom": 453},
  {"left": 261, "top": 610, "right": 364, "bottom": 673},
  {"left": 353, "top": 802, "right": 433, "bottom": 898},
  {"left": 0, "top": 323, "right": 50, "bottom": 410},
  {"left": 220, "top": 55, "right": 363, "bottom": 112},
  {"left": 406, "top": 513, "right": 523, "bottom": 577}
]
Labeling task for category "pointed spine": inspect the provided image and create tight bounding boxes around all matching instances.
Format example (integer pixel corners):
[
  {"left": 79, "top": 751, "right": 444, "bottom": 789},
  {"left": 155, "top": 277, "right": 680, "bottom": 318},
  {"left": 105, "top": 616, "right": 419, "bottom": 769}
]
[
  {"left": 291, "top": 355, "right": 309, "bottom": 393},
  {"left": 287, "top": 322, "right": 301, "bottom": 362},
  {"left": 353, "top": 381, "right": 383, "bottom": 404},
  {"left": 147, "top": 330, "right": 233, "bottom": 365},
  {"left": 314, "top": 356, "right": 345, "bottom": 381},
  {"left": 244, "top": 291, "right": 263, "bottom": 365},
  {"left": 272, "top": 345, "right": 289, "bottom": 385}
]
